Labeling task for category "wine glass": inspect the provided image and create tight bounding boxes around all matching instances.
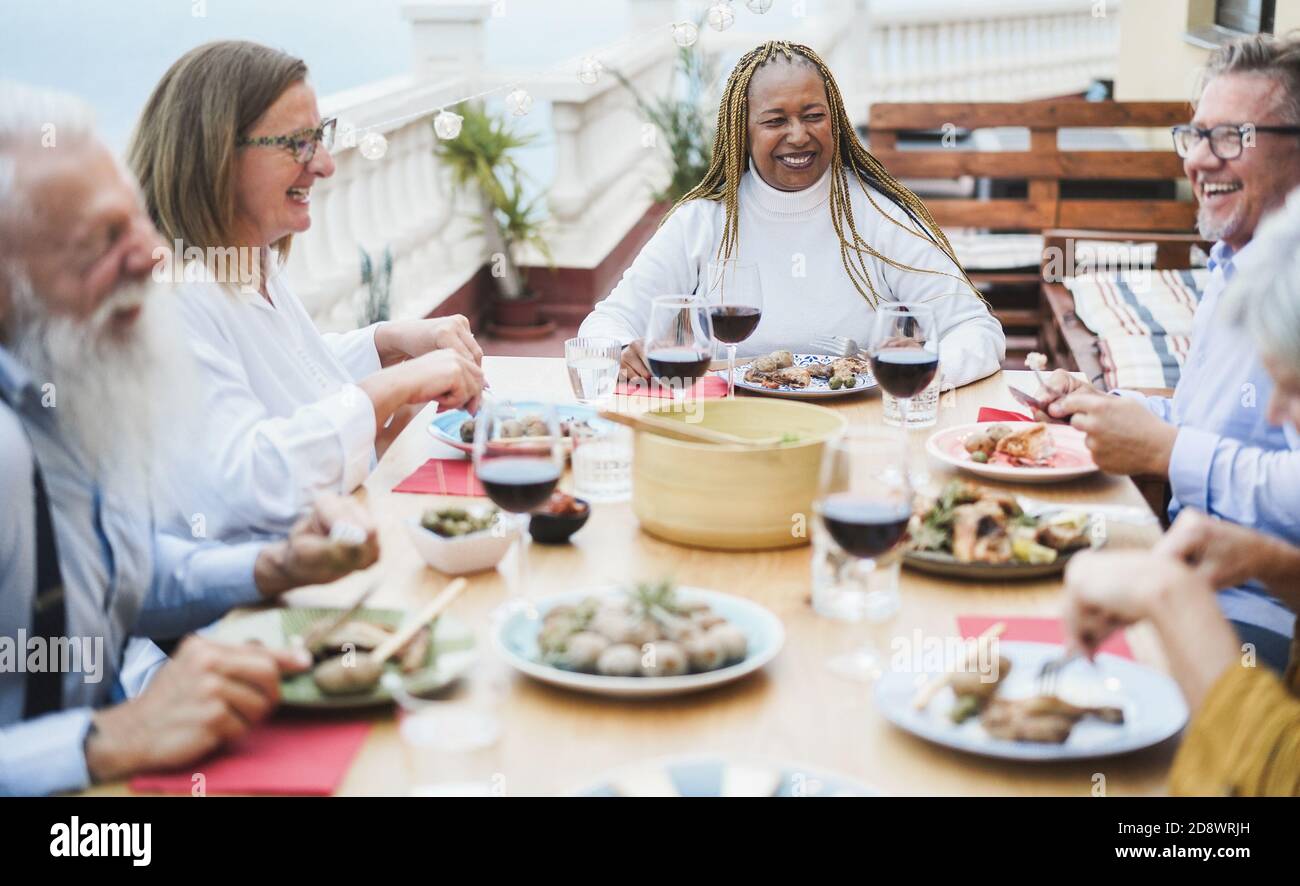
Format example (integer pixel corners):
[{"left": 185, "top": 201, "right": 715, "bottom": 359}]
[
  {"left": 472, "top": 400, "right": 564, "bottom": 614},
  {"left": 866, "top": 302, "right": 939, "bottom": 487},
  {"left": 643, "top": 295, "right": 715, "bottom": 402},
  {"left": 702, "top": 260, "right": 763, "bottom": 399},
  {"left": 812, "top": 426, "right": 912, "bottom": 681}
]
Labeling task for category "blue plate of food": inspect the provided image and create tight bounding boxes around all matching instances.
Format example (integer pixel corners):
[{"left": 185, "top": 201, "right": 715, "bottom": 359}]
[
  {"left": 733, "top": 351, "right": 877, "bottom": 399},
  {"left": 426, "top": 401, "right": 608, "bottom": 453}
]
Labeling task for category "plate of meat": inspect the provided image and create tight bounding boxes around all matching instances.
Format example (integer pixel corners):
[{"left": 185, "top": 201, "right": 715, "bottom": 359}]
[
  {"left": 875, "top": 640, "right": 1187, "bottom": 761},
  {"left": 927, "top": 421, "right": 1098, "bottom": 483},
  {"left": 903, "top": 480, "right": 1103, "bottom": 580},
  {"left": 732, "top": 350, "right": 877, "bottom": 399}
]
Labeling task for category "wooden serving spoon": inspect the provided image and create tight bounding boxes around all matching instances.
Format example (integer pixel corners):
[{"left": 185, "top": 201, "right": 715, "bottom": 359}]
[{"left": 598, "top": 410, "right": 787, "bottom": 447}]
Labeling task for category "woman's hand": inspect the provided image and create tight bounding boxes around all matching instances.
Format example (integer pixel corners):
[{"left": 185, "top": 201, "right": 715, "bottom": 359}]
[
  {"left": 1062, "top": 550, "right": 1183, "bottom": 657},
  {"left": 375, "top": 315, "right": 482, "bottom": 367},
  {"left": 619, "top": 340, "right": 650, "bottom": 381},
  {"left": 1062, "top": 549, "right": 1239, "bottom": 709},
  {"left": 358, "top": 350, "right": 485, "bottom": 434},
  {"left": 1156, "top": 509, "right": 1293, "bottom": 591}
]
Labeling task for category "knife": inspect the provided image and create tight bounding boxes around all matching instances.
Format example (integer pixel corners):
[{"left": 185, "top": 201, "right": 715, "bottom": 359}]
[{"left": 1006, "top": 385, "right": 1067, "bottom": 424}]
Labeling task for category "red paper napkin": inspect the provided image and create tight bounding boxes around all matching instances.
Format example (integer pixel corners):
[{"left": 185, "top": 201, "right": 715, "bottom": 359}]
[
  {"left": 129, "top": 719, "right": 371, "bottom": 796},
  {"left": 392, "top": 458, "right": 485, "bottom": 496},
  {"left": 977, "top": 407, "right": 1033, "bottom": 423},
  {"left": 957, "top": 615, "right": 1133, "bottom": 660},
  {"left": 615, "top": 375, "right": 728, "bottom": 400}
]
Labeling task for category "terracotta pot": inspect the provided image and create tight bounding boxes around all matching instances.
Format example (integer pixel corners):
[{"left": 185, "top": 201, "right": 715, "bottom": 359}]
[{"left": 492, "top": 290, "right": 543, "bottom": 328}]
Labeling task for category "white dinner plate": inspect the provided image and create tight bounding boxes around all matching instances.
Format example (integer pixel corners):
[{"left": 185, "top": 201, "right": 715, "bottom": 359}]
[
  {"left": 493, "top": 586, "right": 784, "bottom": 698},
  {"left": 732, "top": 353, "right": 877, "bottom": 400},
  {"left": 927, "top": 421, "right": 1099, "bottom": 484},
  {"left": 875, "top": 641, "right": 1188, "bottom": 761}
]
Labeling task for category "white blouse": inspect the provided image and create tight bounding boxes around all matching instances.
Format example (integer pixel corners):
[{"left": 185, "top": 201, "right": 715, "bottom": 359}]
[
  {"left": 170, "top": 265, "right": 381, "bottom": 541},
  {"left": 578, "top": 163, "right": 1005, "bottom": 389}
]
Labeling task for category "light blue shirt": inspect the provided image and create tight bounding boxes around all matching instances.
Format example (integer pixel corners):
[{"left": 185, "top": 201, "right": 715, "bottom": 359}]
[
  {"left": 1119, "top": 240, "right": 1299, "bottom": 635},
  {"left": 0, "top": 345, "right": 266, "bottom": 796}
]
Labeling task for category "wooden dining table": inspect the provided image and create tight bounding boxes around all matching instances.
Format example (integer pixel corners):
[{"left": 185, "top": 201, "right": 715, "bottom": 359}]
[{"left": 98, "top": 358, "right": 1178, "bottom": 796}]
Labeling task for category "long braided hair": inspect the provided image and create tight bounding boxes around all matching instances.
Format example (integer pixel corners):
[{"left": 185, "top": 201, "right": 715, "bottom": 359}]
[{"left": 667, "top": 41, "right": 977, "bottom": 306}]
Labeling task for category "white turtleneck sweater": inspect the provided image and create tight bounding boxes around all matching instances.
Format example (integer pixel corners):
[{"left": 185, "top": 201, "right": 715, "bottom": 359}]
[{"left": 578, "top": 164, "right": 1005, "bottom": 389}]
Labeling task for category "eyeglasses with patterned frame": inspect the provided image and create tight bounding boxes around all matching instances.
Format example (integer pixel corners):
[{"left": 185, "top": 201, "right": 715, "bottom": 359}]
[{"left": 236, "top": 117, "right": 337, "bottom": 165}]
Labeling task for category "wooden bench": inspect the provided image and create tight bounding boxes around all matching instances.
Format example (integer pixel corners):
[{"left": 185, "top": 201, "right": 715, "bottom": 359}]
[
  {"left": 864, "top": 100, "right": 1198, "bottom": 366},
  {"left": 1039, "top": 229, "right": 1212, "bottom": 391}
]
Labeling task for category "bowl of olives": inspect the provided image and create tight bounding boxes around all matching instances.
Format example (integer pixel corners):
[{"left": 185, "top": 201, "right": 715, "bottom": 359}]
[{"left": 405, "top": 506, "right": 516, "bottom": 575}]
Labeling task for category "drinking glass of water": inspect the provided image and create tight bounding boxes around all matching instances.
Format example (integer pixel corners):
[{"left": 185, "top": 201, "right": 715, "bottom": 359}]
[
  {"left": 564, "top": 337, "right": 621, "bottom": 407},
  {"left": 571, "top": 423, "right": 632, "bottom": 502}
]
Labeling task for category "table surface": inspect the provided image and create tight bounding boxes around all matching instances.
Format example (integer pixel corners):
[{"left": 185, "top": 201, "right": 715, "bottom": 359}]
[{"left": 103, "top": 360, "right": 1176, "bottom": 796}]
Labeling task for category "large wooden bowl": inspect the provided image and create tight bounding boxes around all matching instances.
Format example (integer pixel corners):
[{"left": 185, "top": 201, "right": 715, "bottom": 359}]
[{"left": 631, "top": 398, "right": 847, "bottom": 550}]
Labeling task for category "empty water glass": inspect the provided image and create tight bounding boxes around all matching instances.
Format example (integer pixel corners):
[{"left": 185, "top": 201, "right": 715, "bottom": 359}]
[
  {"left": 571, "top": 423, "right": 633, "bottom": 502},
  {"left": 565, "top": 337, "right": 621, "bottom": 407}
]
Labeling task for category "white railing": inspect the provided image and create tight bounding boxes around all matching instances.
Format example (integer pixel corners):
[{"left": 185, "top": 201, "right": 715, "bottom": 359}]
[
  {"left": 863, "top": 0, "right": 1122, "bottom": 105},
  {"left": 290, "top": 0, "right": 1123, "bottom": 331}
]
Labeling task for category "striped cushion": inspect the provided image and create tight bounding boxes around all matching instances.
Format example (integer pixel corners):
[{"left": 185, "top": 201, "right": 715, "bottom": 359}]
[
  {"left": 1065, "top": 269, "right": 1206, "bottom": 338},
  {"left": 1097, "top": 334, "right": 1192, "bottom": 390}
]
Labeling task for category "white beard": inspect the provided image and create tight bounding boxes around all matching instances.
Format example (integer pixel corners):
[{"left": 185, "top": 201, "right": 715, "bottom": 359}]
[
  {"left": 6, "top": 272, "right": 198, "bottom": 512},
  {"left": 1197, "top": 200, "right": 1248, "bottom": 245}
]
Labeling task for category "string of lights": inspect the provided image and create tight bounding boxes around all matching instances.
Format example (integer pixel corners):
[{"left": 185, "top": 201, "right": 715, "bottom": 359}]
[{"left": 350, "top": 0, "right": 777, "bottom": 159}]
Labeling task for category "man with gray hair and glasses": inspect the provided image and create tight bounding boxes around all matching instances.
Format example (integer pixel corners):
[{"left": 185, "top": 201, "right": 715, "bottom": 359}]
[
  {"left": 0, "top": 81, "right": 379, "bottom": 795},
  {"left": 1040, "top": 34, "right": 1300, "bottom": 669}
]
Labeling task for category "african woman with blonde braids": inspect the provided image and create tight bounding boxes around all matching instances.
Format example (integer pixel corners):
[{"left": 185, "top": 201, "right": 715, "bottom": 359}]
[{"left": 579, "top": 41, "right": 1004, "bottom": 386}]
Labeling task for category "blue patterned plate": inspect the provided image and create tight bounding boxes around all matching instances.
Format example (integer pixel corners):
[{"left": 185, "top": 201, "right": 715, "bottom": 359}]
[
  {"left": 426, "top": 401, "right": 608, "bottom": 453},
  {"left": 732, "top": 353, "right": 877, "bottom": 399}
]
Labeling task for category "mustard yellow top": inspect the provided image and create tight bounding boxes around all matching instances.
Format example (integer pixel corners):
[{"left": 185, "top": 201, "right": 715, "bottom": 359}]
[{"left": 1169, "top": 633, "right": 1300, "bottom": 796}]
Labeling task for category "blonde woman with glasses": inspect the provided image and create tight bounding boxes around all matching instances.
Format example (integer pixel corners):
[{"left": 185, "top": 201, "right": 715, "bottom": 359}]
[{"left": 129, "top": 40, "right": 485, "bottom": 541}]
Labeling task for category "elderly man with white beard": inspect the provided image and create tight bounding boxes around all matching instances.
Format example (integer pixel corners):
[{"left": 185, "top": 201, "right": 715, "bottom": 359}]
[{"left": 0, "top": 82, "right": 381, "bottom": 796}]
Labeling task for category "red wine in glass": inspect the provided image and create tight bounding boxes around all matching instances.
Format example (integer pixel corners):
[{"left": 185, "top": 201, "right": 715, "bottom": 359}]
[
  {"left": 709, "top": 305, "right": 762, "bottom": 343},
  {"left": 818, "top": 494, "right": 912, "bottom": 558},
  {"left": 869, "top": 348, "right": 940, "bottom": 399},
  {"left": 646, "top": 346, "right": 712, "bottom": 385},
  {"left": 476, "top": 457, "right": 561, "bottom": 513}
]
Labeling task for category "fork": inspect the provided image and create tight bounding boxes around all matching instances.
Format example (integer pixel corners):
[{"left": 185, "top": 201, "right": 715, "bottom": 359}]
[
  {"left": 1036, "top": 650, "right": 1081, "bottom": 697},
  {"left": 809, "top": 334, "right": 864, "bottom": 357}
]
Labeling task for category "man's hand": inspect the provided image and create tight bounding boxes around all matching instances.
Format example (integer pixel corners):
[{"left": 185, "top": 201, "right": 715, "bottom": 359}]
[
  {"left": 619, "top": 340, "right": 649, "bottom": 381},
  {"left": 1047, "top": 389, "right": 1177, "bottom": 476},
  {"left": 1061, "top": 551, "right": 1190, "bottom": 656},
  {"left": 1031, "top": 369, "right": 1098, "bottom": 421},
  {"left": 84, "top": 637, "right": 311, "bottom": 782},
  {"left": 254, "top": 494, "right": 380, "bottom": 597},
  {"left": 375, "top": 315, "right": 482, "bottom": 367}
]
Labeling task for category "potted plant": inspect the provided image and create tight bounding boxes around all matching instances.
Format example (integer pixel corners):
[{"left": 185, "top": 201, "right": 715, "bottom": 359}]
[
  {"left": 434, "top": 102, "right": 554, "bottom": 335},
  {"left": 612, "top": 30, "right": 719, "bottom": 206}
]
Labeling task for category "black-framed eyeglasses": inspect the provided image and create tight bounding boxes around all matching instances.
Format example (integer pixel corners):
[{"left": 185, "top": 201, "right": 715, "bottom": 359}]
[
  {"left": 237, "top": 117, "right": 337, "bottom": 164},
  {"left": 1171, "top": 122, "right": 1300, "bottom": 160}
]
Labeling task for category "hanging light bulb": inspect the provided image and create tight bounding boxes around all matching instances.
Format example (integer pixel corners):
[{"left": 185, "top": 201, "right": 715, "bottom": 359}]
[
  {"left": 433, "top": 109, "right": 463, "bottom": 140},
  {"left": 707, "top": 1, "right": 736, "bottom": 31},
  {"left": 577, "top": 56, "right": 603, "bottom": 85},
  {"left": 670, "top": 21, "right": 699, "bottom": 48},
  {"left": 504, "top": 87, "right": 533, "bottom": 116},
  {"left": 358, "top": 131, "right": 388, "bottom": 160},
  {"left": 746, "top": 0, "right": 774, "bottom": 12}
]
